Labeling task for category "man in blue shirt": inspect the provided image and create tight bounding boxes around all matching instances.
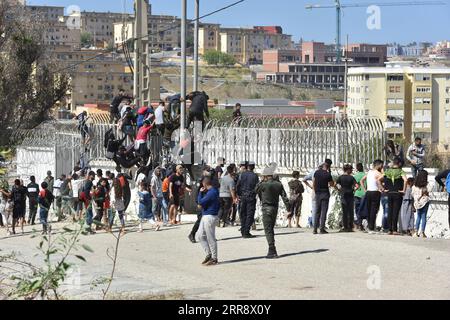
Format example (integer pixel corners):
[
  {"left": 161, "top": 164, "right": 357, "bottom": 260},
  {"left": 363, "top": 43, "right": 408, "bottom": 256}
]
[{"left": 197, "top": 177, "right": 220, "bottom": 266}]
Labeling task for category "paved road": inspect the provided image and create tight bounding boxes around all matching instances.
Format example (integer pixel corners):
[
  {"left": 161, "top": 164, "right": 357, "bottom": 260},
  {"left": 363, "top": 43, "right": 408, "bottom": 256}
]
[{"left": 1, "top": 220, "right": 449, "bottom": 300}]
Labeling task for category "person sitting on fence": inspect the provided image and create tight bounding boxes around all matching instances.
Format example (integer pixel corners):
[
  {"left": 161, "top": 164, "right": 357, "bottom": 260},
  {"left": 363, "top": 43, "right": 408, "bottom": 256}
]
[
  {"left": 119, "top": 106, "right": 136, "bottom": 142},
  {"left": 183, "top": 91, "right": 210, "bottom": 130}
]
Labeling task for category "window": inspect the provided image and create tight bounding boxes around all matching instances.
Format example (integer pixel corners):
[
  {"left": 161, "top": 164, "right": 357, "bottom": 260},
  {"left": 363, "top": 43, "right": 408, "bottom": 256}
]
[
  {"left": 446, "top": 98, "right": 450, "bottom": 104},
  {"left": 365, "top": 74, "right": 370, "bottom": 81},
  {"left": 396, "top": 99, "right": 404, "bottom": 104},
  {"left": 416, "top": 87, "right": 431, "bottom": 93},
  {"left": 387, "top": 98, "right": 396, "bottom": 104},
  {"left": 415, "top": 98, "right": 423, "bottom": 104},
  {"left": 387, "top": 75, "right": 404, "bottom": 81},
  {"left": 423, "top": 98, "right": 431, "bottom": 104},
  {"left": 415, "top": 74, "right": 431, "bottom": 81},
  {"left": 365, "top": 110, "right": 369, "bottom": 116}
]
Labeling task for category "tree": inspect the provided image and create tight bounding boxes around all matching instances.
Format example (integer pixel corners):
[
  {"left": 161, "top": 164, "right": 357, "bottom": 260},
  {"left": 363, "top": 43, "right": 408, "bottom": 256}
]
[
  {"left": 203, "top": 50, "right": 236, "bottom": 66},
  {"left": 80, "top": 32, "right": 93, "bottom": 47},
  {"left": 0, "top": 2, "right": 70, "bottom": 145}
]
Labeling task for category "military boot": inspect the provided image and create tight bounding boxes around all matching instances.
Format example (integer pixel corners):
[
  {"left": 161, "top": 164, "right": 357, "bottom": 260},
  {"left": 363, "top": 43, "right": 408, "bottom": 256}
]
[{"left": 266, "top": 246, "right": 278, "bottom": 259}]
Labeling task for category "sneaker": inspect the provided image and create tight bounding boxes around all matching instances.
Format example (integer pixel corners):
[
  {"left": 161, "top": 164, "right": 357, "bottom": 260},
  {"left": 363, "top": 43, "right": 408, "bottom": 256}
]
[
  {"left": 243, "top": 233, "right": 256, "bottom": 239},
  {"left": 414, "top": 232, "right": 420, "bottom": 238},
  {"left": 205, "top": 259, "right": 218, "bottom": 266},
  {"left": 320, "top": 230, "right": 329, "bottom": 234},
  {"left": 202, "top": 255, "right": 212, "bottom": 265},
  {"left": 420, "top": 233, "right": 427, "bottom": 238},
  {"left": 155, "top": 225, "right": 161, "bottom": 232},
  {"left": 313, "top": 230, "right": 318, "bottom": 235},
  {"left": 368, "top": 230, "right": 376, "bottom": 235}
]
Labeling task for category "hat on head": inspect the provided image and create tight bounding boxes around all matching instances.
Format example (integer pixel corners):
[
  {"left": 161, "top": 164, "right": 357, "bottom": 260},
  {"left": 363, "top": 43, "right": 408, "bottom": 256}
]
[{"left": 262, "top": 165, "right": 275, "bottom": 177}]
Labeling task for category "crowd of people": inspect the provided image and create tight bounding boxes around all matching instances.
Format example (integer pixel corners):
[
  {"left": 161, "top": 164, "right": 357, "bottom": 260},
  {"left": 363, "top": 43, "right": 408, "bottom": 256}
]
[{"left": 1, "top": 86, "right": 450, "bottom": 267}]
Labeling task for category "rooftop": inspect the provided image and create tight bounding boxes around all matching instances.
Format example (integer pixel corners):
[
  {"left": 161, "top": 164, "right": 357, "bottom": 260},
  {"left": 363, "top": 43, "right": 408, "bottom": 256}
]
[{"left": 348, "top": 66, "right": 450, "bottom": 75}]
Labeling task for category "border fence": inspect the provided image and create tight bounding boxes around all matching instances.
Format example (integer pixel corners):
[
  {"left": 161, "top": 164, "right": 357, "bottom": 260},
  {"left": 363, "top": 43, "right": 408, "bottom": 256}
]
[{"left": 202, "top": 116, "right": 385, "bottom": 173}]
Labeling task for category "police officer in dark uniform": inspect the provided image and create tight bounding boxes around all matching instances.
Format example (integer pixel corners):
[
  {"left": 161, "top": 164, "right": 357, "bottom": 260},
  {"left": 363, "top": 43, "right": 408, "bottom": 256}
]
[
  {"left": 256, "top": 166, "right": 290, "bottom": 259},
  {"left": 236, "top": 161, "right": 259, "bottom": 238},
  {"left": 27, "top": 176, "right": 40, "bottom": 225}
]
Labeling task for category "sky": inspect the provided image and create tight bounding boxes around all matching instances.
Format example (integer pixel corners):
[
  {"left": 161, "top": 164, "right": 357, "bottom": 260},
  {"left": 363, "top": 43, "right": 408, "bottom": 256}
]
[{"left": 27, "top": 0, "right": 450, "bottom": 44}]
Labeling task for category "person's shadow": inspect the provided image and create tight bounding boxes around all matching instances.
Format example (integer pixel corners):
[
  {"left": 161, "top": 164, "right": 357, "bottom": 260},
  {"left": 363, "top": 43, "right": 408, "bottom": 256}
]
[{"left": 220, "top": 249, "right": 329, "bottom": 265}]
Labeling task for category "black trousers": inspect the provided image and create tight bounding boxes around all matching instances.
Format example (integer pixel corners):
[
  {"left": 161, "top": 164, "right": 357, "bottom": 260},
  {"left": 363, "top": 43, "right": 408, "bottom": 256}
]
[
  {"left": 109, "top": 110, "right": 120, "bottom": 124},
  {"left": 240, "top": 197, "right": 256, "bottom": 235},
  {"left": 28, "top": 200, "right": 38, "bottom": 224},
  {"left": 341, "top": 193, "right": 355, "bottom": 230},
  {"left": 388, "top": 192, "right": 403, "bottom": 232},
  {"left": 190, "top": 211, "right": 202, "bottom": 237},
  {"left": 93, "top": 204, "right": 105, "bottom": 225},
  {"left": 187, "top": 111, "right": 205, "bottom": 130},
  {"left": 366, "top": 191, "right": 381, "bottom": 231},
  {"left": 218, "top": 197, "right": 233, "bottom": 224},
  {"left": 314, "top": 192, "right": 330, "bottom": 231}
]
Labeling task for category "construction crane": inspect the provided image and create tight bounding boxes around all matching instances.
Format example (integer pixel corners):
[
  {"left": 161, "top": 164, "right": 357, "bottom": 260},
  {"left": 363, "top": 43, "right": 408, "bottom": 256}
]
[{"left": 305, "top": 1, "right": 446, "bottom": 63}]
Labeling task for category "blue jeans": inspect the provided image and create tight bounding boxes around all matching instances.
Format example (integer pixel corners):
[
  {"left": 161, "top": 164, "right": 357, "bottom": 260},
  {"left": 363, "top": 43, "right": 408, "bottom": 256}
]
[
  {"left": 415, "top": 203, "right": 430, "bottom": 233},
  {"left": 152, "top": 197, "right": 163, "bottom": 220},
  {"left": 411, "top": 164, "right": 424, "bottom": 179},
  {"left": 139, "top": 204, "right": 154, "bottom": 221},
  {"left": 161, "top": 197, "right": 169, "bottom": 224},
  {"left": 381, "top": 195, "right": 389, "bottom": 230},
  {"left": 355, "top": 196, "right": 367, "bottom": 226},
  {"left": 39, "top": 207, "right": 49, "bottom": 226},
  {"left": 109, "top": 208, "right": 125, "bottom": 227},
  {"left": 86, "top": 205, "right": 93, "bottom": 226}
]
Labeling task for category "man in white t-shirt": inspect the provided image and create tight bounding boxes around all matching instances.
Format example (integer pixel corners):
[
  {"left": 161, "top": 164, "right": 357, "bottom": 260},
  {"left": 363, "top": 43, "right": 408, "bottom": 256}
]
[
  {"left": 155, "top": 101, "right": 165, "bottom": 135},
  {"left": 53, "top": 174, "right": 65, "bottom": 221},
  {"left": 360, "top": 159, "right": 384, "bottom": 234},
  {"left": 70, "top": 175, "right": 84, "bottom": 221}
]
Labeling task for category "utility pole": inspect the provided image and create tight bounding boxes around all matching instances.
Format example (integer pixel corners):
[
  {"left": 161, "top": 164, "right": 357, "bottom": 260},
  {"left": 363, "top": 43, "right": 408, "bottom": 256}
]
[
  {"left": 180, "top": 0, "right": 187, "bottom": 131},
  {"left": 134, "top": 0, "right": 150, "bottom": 108},
  {"left": 342, "top": 35, "right": 353, "bottom": 117},
  {"left": 193, "top": 0, "right": 200, "bottom": 92}
]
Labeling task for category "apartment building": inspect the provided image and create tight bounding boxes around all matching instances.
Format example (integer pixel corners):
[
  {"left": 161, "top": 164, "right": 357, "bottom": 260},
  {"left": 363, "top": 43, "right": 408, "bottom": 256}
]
[
  {"left": 27, "top": 5, "right": 64, "bottom": 21},
  {"left": 43, "top": 18, "right": 81, "bottom": 49},
  {"left": 197, "top": 25, "right": 292, "bottom": 65},
  {"left": 52, "top": 49, "right": 133, "bottom": 109},
  {"left": 79, "top": 11, "right": 129, "bottom": 48},
  {"left": 199, "top": 23, "right": 221, "bottom": 55},
  {"left": 114, "top": 15, "right": 193, "bottom": 52},
  {"left": 218, "top": 27, "right": 292, "bottom": 65},
  {"left": 347, "top": 64, "right": 450, "bottom": 149},
  {"left": 263, "top": 62, "right": 348, "bottom": 89},
  {"left": 300, "top": 41, "right": 387, "bottom": 65},
  {"left": 262, "top": 49, "right": 301, "bottom": 73}
]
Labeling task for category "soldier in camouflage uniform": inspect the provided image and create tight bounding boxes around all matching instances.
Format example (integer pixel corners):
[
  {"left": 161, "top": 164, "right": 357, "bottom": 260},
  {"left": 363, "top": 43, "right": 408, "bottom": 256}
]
[{"left": 256, "top": 166, "right": 290, "bottom": 259}]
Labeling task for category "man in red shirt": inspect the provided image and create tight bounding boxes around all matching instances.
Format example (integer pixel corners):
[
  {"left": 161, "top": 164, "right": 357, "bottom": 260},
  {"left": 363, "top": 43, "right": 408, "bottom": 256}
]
[{"left": 135, "top": 119, "right": 155, "bottom": 166}]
